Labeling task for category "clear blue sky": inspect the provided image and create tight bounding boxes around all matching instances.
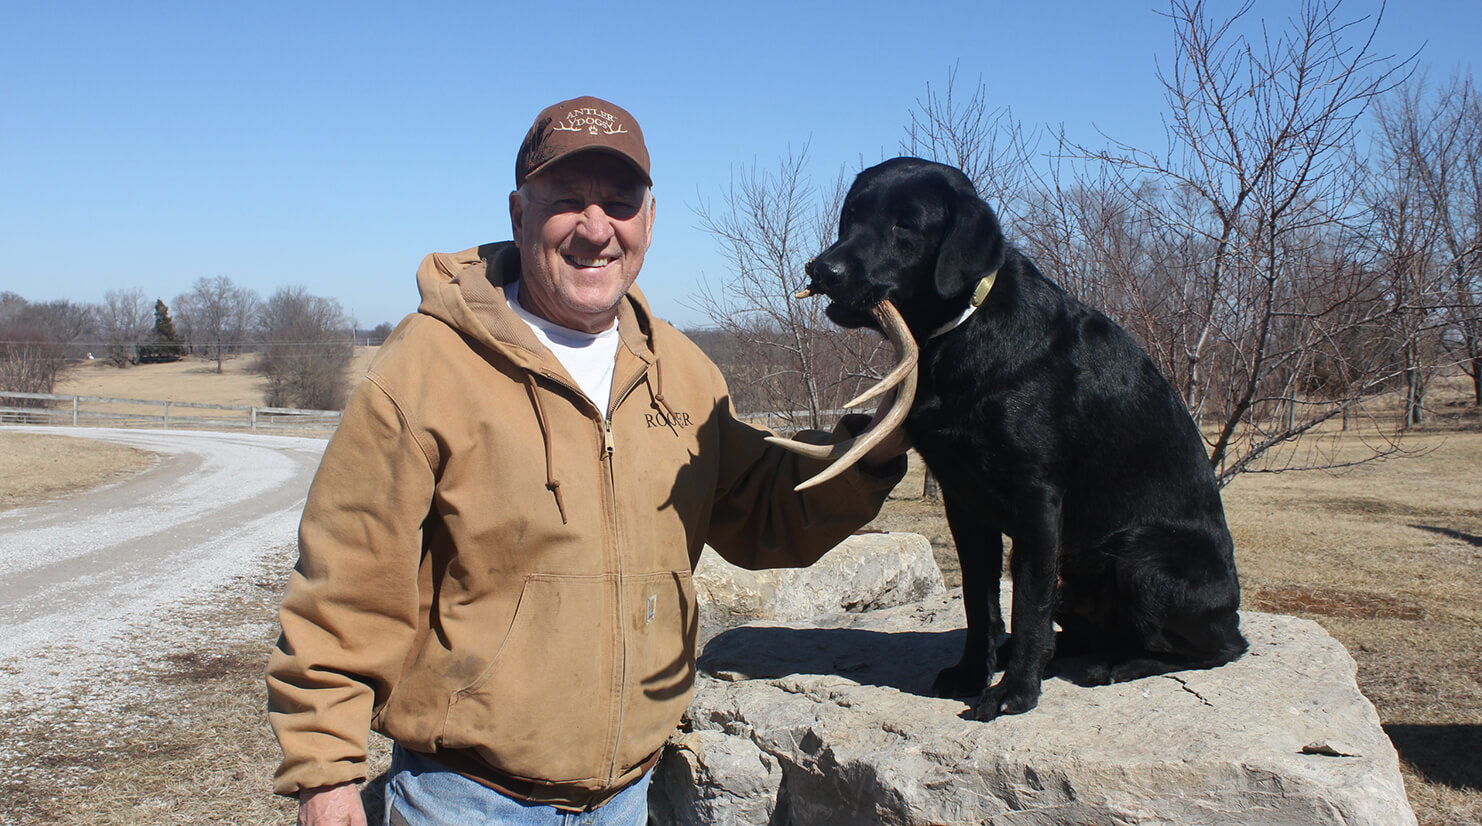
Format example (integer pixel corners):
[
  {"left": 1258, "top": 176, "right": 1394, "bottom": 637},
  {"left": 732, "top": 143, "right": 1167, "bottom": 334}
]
[{"left": 2, "top": 1, "right": 1474, "bottom": 331}]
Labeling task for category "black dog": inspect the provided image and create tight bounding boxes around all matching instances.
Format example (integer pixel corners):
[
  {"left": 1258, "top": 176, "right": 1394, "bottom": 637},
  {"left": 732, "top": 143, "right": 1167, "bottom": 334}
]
[{"left": 803, "top": 157, "right": 1246, "bottom": 720}]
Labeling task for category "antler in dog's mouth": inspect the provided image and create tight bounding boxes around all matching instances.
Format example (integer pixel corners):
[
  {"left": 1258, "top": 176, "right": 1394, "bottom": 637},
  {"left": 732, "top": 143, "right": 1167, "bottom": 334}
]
[{"left": 766, "top": 298, "right": 918, "bottom": 491}]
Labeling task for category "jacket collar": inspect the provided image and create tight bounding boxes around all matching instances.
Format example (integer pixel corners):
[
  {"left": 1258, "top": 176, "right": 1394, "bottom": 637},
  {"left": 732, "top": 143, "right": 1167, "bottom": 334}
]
[{"left": 419, "top": 241, "right": 659, "bottom": 376}]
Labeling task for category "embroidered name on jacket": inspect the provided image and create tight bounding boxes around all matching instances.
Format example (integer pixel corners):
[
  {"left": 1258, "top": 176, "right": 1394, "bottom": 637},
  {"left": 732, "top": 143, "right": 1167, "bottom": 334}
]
[{"left": 645, "top": 411, "right": 694, "bottom": 429}]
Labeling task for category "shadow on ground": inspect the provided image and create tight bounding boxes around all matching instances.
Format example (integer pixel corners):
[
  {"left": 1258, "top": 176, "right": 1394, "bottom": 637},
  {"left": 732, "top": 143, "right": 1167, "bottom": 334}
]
[
  {"left": 1385, "top": 723, "right": 1482, "bottom": 792},
  {"left": 1409, "top": 523, "right": 1482, "bottom": 548}
]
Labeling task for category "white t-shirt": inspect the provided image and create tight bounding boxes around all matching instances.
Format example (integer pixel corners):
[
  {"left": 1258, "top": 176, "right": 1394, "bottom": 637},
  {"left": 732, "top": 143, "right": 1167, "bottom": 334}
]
[{"left": 505, "top": 280, "right": 622, "bottom": 415}]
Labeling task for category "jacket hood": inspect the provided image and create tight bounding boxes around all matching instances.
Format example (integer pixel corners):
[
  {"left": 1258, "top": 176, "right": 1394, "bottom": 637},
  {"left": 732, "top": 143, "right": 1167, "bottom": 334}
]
[{"left": 414, "top": 241, "right": 660, "bottom": 374}]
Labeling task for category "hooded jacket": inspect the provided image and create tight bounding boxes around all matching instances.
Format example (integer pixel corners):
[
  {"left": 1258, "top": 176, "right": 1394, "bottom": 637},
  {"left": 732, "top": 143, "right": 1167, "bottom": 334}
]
[{"left": 266, "top": 243, "right": 903, "bottom": 809}]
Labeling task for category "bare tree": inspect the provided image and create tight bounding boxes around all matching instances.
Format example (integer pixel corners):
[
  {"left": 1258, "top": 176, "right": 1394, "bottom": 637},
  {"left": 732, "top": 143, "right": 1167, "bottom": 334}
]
[
  {"left": 254, "top": 286, "right": 354, "bottom": 410},
  {"left": 97, "top": 288, "right": 153, "bottom": 367},
  {"left": 691, "top": 148, "right": 886, "bottom": 428},
  {"left": 174, "top": 276, "right": 259, "bottom": 373},
  {"left": 1371, "top": 73, "right": 1482, "bottom": 408},
  {"left": 28, "top": 299, "right": 94, "bottom": 362},
  {"left": 368, "top": 321, "right": 395, "bottom": 346},
  {"left": 0, "top": 329, "right": 62, "bottom": 400},
  {"left": 903, "top": 64, "right": 1036, "bottom": 214},
  {"left": 0, "top": 294, "right": 70, "bottom": 399},
  {"left": 1453, "top": 86, "right": 1482, "bottom": 406},
  {"left": 1367, "top": 93, "right": 1444, "bottom": 424},
  {"left": 1079, "top": 0, "right": 1415, "bottom": 482}
]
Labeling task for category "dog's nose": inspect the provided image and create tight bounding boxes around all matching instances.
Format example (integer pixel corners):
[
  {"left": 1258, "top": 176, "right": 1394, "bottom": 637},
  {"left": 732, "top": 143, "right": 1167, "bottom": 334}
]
[{"left": 807, "top": 256, "right": 843, "bottom": 283}]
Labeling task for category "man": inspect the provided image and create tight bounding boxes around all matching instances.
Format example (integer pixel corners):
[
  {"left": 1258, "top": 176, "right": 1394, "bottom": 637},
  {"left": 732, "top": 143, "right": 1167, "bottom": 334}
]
[{"left": 267, "top": 96, "right": 906, "bottom": 825}]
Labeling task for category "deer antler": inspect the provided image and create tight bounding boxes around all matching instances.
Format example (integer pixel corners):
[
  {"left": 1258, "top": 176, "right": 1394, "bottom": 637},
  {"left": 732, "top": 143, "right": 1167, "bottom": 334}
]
[{"left": 765, "top": 299, "right": 918, "bottom": 491}]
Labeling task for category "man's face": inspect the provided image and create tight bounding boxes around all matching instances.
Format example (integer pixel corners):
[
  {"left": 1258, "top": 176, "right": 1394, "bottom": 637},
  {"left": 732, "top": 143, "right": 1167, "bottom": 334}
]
[{"left": 509, "top": 152, "right": 655, "bottom": 333}]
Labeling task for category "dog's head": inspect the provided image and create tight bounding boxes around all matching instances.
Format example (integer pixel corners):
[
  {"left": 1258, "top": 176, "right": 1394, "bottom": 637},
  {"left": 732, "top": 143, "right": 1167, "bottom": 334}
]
[{"left": 804, "top": 157, "right": 1006, "bottom": 337}]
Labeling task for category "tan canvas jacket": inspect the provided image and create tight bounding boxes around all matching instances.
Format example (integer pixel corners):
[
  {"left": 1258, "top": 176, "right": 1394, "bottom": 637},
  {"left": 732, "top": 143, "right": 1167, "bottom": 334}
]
[{"left": 266, "top": 242, "right": 902, "bottom": 808}]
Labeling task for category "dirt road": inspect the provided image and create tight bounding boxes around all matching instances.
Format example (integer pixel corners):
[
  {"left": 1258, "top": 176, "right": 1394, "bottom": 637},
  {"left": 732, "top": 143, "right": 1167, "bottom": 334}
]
[{"left": 0, "top": 426, "right": 325, "bottom": 719}]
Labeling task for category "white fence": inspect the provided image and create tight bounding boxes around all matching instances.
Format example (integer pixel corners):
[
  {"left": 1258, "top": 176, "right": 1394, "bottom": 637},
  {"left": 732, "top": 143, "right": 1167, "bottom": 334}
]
[{"left": 0, "top": 391, "right": 342, "bottom": 432}]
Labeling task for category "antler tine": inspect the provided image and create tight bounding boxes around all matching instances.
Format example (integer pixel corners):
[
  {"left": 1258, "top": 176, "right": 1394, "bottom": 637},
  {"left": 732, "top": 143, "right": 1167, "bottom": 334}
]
[
  {"left": 786, "top": 363, "right": 916, "bottom": 492},
  {"left": 765, "top": 300, "right": 918, "bottom": 491},
  {"left": 841, "top": 330, "right": 919, "bottom": 409}
]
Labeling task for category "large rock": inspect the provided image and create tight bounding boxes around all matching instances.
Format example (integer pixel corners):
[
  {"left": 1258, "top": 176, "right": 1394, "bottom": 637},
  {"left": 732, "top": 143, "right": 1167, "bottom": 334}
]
[
  {"left": 693, "top": 532, "right": 945, "bottom": 641},
  {"left": 653, "top": 584, "right": 1416, "bottom": 826}
]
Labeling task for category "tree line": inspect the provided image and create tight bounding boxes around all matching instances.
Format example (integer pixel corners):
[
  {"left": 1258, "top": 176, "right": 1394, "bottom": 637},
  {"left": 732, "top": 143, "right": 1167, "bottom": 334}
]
[
  {"left": 691, "top": 0, "right": 1481, "bottom": 486},
  {"left": 0, "top": 278, "right": 394, "bottom": 411}
]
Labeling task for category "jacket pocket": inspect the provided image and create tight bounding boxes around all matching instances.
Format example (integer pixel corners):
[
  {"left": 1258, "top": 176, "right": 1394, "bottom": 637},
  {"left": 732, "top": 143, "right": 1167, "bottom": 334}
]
[{"left": 440, "top": 573, "right": 613, "bottom": 784}]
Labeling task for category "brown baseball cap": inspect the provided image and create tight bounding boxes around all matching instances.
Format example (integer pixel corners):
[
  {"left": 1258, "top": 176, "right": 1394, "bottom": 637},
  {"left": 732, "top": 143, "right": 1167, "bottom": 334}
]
[{"left": 514, "top": 96, "right": 652, "bottom": 189}]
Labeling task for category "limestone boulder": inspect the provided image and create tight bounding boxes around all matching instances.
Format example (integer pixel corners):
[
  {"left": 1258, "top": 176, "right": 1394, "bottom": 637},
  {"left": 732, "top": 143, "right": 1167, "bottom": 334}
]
[
  {"left": 693, "top": 532, "right": 945, "bottom": 641},
  {"left": 652, "top": 585, "right": 1416, "bottom": 826}
]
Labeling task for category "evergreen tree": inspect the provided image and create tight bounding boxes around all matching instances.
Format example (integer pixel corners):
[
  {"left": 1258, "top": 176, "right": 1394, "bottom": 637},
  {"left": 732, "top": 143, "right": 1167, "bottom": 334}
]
[
  {"left": 153, "top": 299, "right": 181, "bottom": 343},
  {"left": 138, "top": 298, "right": 186, "bottom": 362}
]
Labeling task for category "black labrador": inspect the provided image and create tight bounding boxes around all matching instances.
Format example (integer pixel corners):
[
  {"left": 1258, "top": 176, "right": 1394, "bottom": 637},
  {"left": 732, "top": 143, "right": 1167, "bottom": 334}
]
[{"left": 801, "top": 157, "right": 1246, "bottom": 720}]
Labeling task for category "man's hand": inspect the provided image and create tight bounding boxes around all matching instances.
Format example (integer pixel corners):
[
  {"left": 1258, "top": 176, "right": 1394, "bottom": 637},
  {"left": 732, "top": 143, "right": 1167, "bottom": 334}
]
[{"left": 298, "top": 782, "right": 367, "bottom": 826}]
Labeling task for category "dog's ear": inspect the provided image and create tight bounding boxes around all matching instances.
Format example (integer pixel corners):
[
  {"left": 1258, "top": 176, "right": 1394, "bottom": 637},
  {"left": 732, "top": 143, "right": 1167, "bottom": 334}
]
[{"left": 934, "top": 185, "right": 1006, "bottom": 301}]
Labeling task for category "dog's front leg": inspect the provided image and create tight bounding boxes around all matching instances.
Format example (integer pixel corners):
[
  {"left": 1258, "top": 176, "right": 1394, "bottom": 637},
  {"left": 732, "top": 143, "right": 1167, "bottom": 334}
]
[
  {"left": 932, "top": 489, "right": 1004, "bottom": 699},
  {"left": 973, "top": 485, "right": 1061, "bottom": 720}
]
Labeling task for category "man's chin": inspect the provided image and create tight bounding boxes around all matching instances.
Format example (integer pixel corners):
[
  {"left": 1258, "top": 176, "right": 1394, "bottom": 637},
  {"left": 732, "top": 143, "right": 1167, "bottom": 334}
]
[{"left": 558, "top": 288, "right": 633, "bottom": 331}]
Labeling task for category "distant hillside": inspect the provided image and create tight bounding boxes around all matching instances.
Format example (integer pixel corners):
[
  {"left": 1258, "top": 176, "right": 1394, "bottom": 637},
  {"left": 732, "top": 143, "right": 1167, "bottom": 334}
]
[{"left": 53, "top": 347, "right": 380, "bottom": 407}]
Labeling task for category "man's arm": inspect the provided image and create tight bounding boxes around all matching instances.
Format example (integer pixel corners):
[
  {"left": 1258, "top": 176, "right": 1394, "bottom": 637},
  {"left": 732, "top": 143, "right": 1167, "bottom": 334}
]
[
  {"left": 705, "top": 399, "right": 908, "bottom": 570},
  {"left": 267, "top": 375, "right": 437, "bottom": 796}
]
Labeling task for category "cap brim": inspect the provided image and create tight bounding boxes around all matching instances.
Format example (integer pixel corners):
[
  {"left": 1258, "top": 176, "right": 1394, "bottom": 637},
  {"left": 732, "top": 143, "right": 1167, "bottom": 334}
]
[{"left": 522, "top": 146, "right": 652, "bottom": 188}]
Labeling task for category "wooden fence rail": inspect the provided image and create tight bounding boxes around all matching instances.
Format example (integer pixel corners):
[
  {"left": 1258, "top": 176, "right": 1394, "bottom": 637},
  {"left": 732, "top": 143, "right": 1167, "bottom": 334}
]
[{"left": 0, "top": 391, "right": 342, "bottom": 432}]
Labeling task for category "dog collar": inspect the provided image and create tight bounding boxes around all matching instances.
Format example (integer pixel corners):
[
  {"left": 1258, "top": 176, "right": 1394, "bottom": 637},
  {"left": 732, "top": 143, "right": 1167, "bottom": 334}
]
[{"left": 928, "top": 270, "right": 998, "bottom": 339}]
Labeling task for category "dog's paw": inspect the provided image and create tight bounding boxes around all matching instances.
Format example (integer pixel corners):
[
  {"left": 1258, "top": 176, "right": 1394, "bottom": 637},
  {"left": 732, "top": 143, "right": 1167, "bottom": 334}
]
[
  {"left": 969, "top": 677, "right": 1042, "bottom": 721},
  {"left": 932, "top": 663, "right": 988, "bottom": 699}
]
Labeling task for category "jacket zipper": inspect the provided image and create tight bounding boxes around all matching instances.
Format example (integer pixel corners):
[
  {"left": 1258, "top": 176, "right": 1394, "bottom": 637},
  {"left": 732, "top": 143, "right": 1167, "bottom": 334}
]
[
  {"left": 536, "top": 366, "right": 628, "bottom": 784},
  {"left": 601, "top": 361, "right": 651, "bottom": 784},
  {"left": 537, "top": 360, "right": 653, "bottom": 785}
]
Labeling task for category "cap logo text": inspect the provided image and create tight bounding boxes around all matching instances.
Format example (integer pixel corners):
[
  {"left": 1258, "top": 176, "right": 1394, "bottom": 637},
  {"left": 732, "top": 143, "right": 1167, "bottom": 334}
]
[{"left": 553, "top": 107, "right": 629, "bottom": 137}]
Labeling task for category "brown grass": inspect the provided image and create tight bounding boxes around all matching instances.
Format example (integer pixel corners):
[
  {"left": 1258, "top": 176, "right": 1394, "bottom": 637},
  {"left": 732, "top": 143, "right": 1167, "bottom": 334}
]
[
  {"left": 55, "top": 354, "right": 272, "bottom": 407},
  {"left": 53, "top": 349, "right": 378, "bottom": 408},
  {"left": 4, "top": 361, "right": 1479, "bottom": 824},
  {"left": 0, "top": 432, "right": 155, "bottom": 511}
]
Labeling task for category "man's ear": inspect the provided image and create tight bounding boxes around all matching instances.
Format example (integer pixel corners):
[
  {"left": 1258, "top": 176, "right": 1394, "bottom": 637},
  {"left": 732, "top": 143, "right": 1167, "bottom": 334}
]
[
  {"left": 509, "top": 190, "right": 524, "bottom": 244},
  {"left": 645, "top": 192, "right": 656, "bottom": 248},
  {"left": 933, "top": 188, "right": 1005, "bottom": 301}
]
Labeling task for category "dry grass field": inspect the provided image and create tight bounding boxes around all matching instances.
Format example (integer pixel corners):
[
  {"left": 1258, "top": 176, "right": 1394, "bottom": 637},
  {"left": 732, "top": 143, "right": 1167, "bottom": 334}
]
[
  {"left": 54, "top": 353, "right": 278, "bottom": 408},
  {"left": 0, "top": 432, "right": 155, "bottom": 510},
  {"left": 2, "top": 360, "right": 1479, "bottom": 824}
]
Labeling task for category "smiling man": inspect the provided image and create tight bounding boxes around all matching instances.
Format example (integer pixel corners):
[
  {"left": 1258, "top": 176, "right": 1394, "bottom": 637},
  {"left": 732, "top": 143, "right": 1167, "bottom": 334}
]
[
  {"left": 509, "top": 151, "right": 651, "bottom": 334},
  {"left": 266, "top": 96, "right": 907, "bottom": 825}
]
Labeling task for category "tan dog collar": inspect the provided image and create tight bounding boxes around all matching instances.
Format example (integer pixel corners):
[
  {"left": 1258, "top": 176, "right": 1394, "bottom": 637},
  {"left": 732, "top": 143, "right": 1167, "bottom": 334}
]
[{"left": 929, "top": 270, "right": 998, "bottom": 339}]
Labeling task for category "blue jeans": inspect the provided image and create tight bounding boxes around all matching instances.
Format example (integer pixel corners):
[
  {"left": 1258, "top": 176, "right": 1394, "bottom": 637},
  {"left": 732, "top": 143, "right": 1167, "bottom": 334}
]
[{"left": 384, "top": 745, "right": 652, "bottom": 826}]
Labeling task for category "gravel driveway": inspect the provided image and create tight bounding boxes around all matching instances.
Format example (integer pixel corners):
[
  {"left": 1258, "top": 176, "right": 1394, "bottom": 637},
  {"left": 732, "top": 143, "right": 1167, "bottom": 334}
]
[{"left": 0, "top": 427, "right": 325, "bottom": 718}]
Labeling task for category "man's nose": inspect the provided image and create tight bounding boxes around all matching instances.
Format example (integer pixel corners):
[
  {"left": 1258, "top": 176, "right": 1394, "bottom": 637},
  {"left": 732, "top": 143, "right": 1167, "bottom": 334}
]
[{"left": 574, "top": 204, "right": 615, "bottom": 245}]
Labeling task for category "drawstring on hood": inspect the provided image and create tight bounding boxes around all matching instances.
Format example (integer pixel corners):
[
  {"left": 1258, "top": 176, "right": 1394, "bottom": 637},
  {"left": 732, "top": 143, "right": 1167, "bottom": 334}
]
[
  {"left": 650, "top": 357, "right": 682, "bottom": 436},
  {"left": 523, "top": 372, "right": 569, "bottom": 524}
]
